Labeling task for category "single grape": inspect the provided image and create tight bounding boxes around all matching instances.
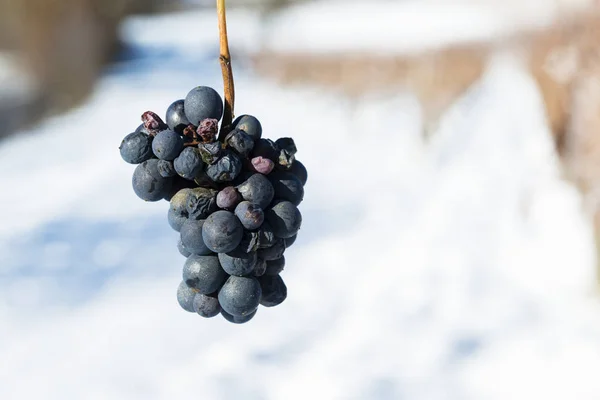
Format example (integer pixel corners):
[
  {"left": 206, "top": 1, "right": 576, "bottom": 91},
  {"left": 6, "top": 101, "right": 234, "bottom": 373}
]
[
  {"left": 198, "top": 141, "right": 223, "bottom": 165},
  {"left": 174, "top": 147, "right": 204, "bottom": 180},
  {"left": 142, "top": 111, "right": 168, "bottom": 134},
  {"left": 236, "top": 173, "right": 274, "bottom": 209},
  {"left": 258, "top": 274, "right": 287, "bottom": 307},
  {"left": 234, "top": 201, "right": 264, "bottom": 230},
  {"left": 180, "top": 219, "right": 212, "bottom": 255},
  {"left": 202, "top": 210, "right": 243, "bottom": 253},
  {"left": 132, "top": 159, "right": 173, "bottom": 201},
  {"left": 225, "top": 129, "right": 254, "bottom": 158},
  {"left": 257, "top": 238, "right": 285, "bottom": 261},
  {"left": 170, "top": 188, "right": 190, "bottom": 216},
  {"left": 277, "top": 148, "right": 295, "bottom": 170},
  {"left": 186, "top": 187, "right": 218, "bottom": 220},
  {"left": 135, "top": 123, "right": 151, "bottom": 135},
  {"left": 289, "top": 160, "right": 308, "bottom": 186},
  {"left": 216, "top": 186, "right": 242, "bottom": 211},
  {"left": 152, "top": 129, "right": 184, "bottom": 161},
  {"left": 265, "top": 201, "right": 302, "bottom": 238},
  {"left": 251, "top": 138, "right": 279, "bottom": 162},
  {"left": 257, "top": 221, "right": 277, "bottom": 249},
  {"left": 166, "top": 99, "right": 190, "bottom": 134},
  {"left": 269, "top": 170, "right": 304, "bottom": 206},
  {"left": 193, "top": 293, "right": 221, "bottom": 318},
  {"left": 239, "top": 230, "right": 260, "bottom": 253},
  {"left": 253, "top": 258, "right": 267, "bottom": 277},
  {"left": 183, "top": 254, "right": 227, "bottom": 294},
  {"left": 250, "top": 156, "right": 275, "bottom": 175},
  {"left": 275, "top": 137, "right": 297, "bottom": 155},
  {"left": 232, "top": 114, "right": 262, "bottom": 142},
  {"left": 178, "top": 239, "right": 191, "bottom": 258},
  {"left": 221, "top": 309, "right": 257, "bottom": 324},
  {"left": 218, "top": 276, "right": 262, "bottom": 317},
  {"left": 197, "top": 118, "right": 219, "bottom": 143},
  {"left": 168, "top": 208, "right": 187, "bottom": 232},
  {"left": 206, "top": 151, "right": 242, "bottom": 182},
  {"left": 119, "top": 131, "right": 153, "bottom": 164},
  {"left": 284, "top": 233, "right": 297, "bottom": 248},
  {"left": 265, "top": 256, "right": 285, "bottom": 276},
  {"left": 157, "top": 160, "right": 177, "bottom": 178},
  {"left": 177, "top": 281, "right": 197, "bottom": 312},
  {"left": 184, "top": 86, "right": 224, "bottom": 125},
  {"left": 218, "top": 247, "right": 257, "bottom": 276}
]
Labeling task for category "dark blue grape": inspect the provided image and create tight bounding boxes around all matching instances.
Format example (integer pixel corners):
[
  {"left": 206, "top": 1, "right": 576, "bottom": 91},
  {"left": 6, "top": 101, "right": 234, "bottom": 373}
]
[
  {"left": 269, "top": 170, "right": 304, "bottom": 206},
  {"left": 218, "top": 276, "right": 262, "bottom": 317},
  {"left": 233, "top": 114, "right": 262, "bottom": 142},
  {"left": 234, "top": 201, "right": 264, "bottom": 230},
  {"left": 221, "top": 309, "right": 257, "bottom": 324},
  {"left": 170, "top": 188, "right": 190, "bottom": 216},
  {"left": 236, "top": 173, "right": 274, "bottom": 209},
  {"left": 132, "top": 159, "right": 173, "bottom": 201},
  {"left": 265, "top": 256, "right": 285, "bottom": 275},
  {"left": 257, "top": 221, "right": 276, "bottom": 249},
  {"left": 157, "top": 160, "right": 176, "bottom": 178},
  {"left": 184, "top": 86, "right": 223, "bottom": 125},
  {"left": 206, "top": 151, "right": 242, "bottom": 182},
  {"left": 257, "top": 238, "right": 285, "bottom": 261},
  {"left": 183, "top": 254, "right": 227, "bottom": 294},
  {"left": 177, "top": 281, "right": 197, "bottom": 312},
  {"left": 202, "top": 210, "right": 243, "bottom": 253},
  {"left": 135, "top": 123, "right": 151, "bottom": 135},
  {"left": 259, "top": 274, "right": 287, "bottom": 307},
  {"left": 168, "top": 208, "right": 187, "bottom": 232},
  {"left": 166, "top": 99, "right": 190, "bottom": 134},
  {"left": 225, "top": 129, "right": 254, "bottom": 158},
  {"left": 289, "top": 160, "right": 307, "bottom": 186},
  {"left": 198, "top": 141, "right": 223, "bottom": 165},
  {"left": 216, "top": 186, "right": 242, "bottom": 210},
  {"left": 252, "top": 138, "right": 279, "bottom": 162},
  {"left": 193, "top": 293, "right": 221, "bottom": 318},
  {"left": 239, "top": 230, "right": 260, "bottom": 253},
  {"left": 178, "top": 239, "right": 191, "bottom": 258},
  {"left": 218, "top": 247, "right": 257, "bottom": 276},
  {"left": 180, "top": 219, "right": 212, "bottom": 255},
  {"left": 186, "top": 187, "right": 218, "bottom": 220},
  {"left": 152, "top": 129, "right": 184, "bottom": 160},
  {"left": 275, "top": 137, "right": 297, "bottom": 155},
  {"left": 265, "top": 201, "right": 302, "bottom": 238},
  {"left": 174, "top": 147, "right": 204, "bottom": 180},
  {"left": 119, "top": 131, "right": 153, "bottom": 164},
  {"left": 253, "top": 258, "right": 267, "bottom": 277},
  {"left": 284, "top": 234, "right": 297, "bottom": 248}
]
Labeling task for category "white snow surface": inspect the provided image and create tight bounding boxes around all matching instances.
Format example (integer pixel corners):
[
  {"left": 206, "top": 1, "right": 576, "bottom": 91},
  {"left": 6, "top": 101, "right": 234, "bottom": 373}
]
[
  {"left": 260, "top": 0, "right": 597, "bottom": 55},
  {"left": 1, "top": 6, "right": 600, "bottom": 400}
]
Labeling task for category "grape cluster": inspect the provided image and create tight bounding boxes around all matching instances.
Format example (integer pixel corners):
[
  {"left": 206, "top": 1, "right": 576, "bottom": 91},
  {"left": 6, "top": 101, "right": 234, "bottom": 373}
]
[{"left": 119, "top": 86, "right": 307, "bottom": 324}]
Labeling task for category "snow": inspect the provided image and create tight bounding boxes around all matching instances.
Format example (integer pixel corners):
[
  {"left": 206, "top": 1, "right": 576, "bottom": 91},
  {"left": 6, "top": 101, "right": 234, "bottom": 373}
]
[
  {"left": 260, "top": 0, "right": 597, "bottom": 55},
  {"left": 1, "top": 4, "right": 600, "bottom": 400}
]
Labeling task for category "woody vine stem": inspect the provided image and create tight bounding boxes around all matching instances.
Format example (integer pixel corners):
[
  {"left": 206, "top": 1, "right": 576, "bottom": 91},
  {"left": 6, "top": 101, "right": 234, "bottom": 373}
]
[{"left": 217, "top": 0, "right": 235, "bottom": 137}]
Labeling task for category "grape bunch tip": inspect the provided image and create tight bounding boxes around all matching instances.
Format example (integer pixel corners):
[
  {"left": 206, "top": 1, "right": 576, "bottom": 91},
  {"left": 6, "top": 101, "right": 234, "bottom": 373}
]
[{"left": 119, "top": 85, "right": 307, "bottom": 324}]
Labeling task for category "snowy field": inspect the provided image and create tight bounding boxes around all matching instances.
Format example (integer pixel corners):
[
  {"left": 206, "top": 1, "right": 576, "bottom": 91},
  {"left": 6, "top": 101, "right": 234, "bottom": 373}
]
[{"left": 1, "top": 4, "right": 600, "bottom": 400}]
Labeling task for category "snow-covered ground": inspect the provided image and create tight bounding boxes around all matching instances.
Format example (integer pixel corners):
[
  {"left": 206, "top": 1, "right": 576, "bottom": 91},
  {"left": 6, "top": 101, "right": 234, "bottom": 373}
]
[{"left": 1, "top": 4, "right": 600, "bottom": 400}]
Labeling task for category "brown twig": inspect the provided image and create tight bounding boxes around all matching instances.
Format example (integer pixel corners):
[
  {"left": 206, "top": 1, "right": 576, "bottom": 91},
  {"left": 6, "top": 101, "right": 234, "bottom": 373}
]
[{"left": 217, "top": 0, "right": 235, "bottom": 140}]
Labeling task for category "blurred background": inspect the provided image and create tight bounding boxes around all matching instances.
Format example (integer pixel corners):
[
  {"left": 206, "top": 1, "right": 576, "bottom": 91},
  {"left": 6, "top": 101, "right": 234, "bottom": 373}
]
[{"left": 2, "top": 0, "right": 600, "bottom": 399}]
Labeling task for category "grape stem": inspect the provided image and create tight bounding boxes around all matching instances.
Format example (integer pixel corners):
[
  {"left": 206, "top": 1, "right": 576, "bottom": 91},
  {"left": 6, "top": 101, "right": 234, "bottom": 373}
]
[{"left": 217, "top": 0, "right": 235, "bottom": 139}]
